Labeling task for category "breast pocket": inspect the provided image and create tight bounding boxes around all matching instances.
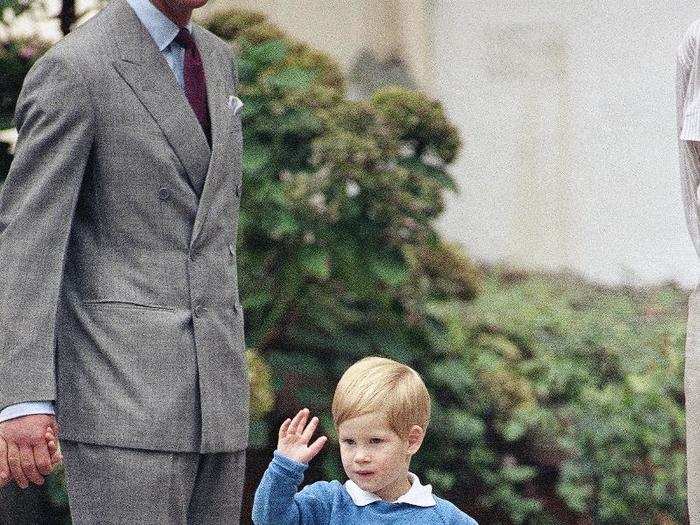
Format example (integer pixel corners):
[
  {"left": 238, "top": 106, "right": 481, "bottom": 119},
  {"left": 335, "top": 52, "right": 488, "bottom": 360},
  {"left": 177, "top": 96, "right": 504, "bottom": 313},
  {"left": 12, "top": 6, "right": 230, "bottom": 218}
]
[
  {"left": 227, "top": 96, "right": 244, "bottom": 156},
  {"left": 228, "top": 95, "right": 244, "bottom": 117}
]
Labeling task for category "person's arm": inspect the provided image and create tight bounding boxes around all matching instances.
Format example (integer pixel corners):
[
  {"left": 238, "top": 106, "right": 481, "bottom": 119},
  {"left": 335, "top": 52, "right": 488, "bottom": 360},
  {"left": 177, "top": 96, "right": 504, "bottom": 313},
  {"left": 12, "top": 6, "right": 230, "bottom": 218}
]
[
  {"left": 0, "top": 402, "right": 54, "bottom": 424},
  {"left": 677, "top": 21, "right": 700, "bottom": 259},
  {"left": 253, "top": 408, "right": 330, "bottom": 524},
  {"left": 0, "top": 49, "right": 94, "bottom": 412},
  {"left": 252, "top": 450, "right": 332, "bottom": 525},
  {"left": 0, "top": 48, "right": 94, "bottom": 489}
]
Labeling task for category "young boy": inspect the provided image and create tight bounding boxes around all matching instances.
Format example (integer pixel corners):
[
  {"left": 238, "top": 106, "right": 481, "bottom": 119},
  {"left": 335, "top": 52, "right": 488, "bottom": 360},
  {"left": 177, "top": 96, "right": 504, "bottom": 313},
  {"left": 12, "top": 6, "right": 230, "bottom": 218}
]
[{"left": 252, "top": 356, "right": 478, "bottom": 524}]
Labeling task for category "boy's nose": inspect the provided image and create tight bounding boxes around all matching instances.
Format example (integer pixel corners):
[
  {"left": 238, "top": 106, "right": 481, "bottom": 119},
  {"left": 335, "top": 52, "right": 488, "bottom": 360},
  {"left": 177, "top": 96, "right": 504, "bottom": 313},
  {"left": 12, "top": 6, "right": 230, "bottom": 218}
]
[{"left": 354, "top": 450, "right": 371, "bottom": 463}]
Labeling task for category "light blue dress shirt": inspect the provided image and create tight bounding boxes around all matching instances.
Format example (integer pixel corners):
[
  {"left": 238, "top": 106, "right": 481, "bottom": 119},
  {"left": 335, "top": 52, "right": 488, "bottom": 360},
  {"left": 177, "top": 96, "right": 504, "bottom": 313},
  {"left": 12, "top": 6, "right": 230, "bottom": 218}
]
[{"left": 0, "top": 0, "right": 192, "bottom": 424}]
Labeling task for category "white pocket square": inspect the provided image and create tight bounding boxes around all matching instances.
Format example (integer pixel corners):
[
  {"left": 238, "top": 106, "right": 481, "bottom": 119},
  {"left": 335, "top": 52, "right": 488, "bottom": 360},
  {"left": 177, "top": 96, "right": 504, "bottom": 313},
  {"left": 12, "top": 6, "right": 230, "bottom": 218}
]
[{"left": 228, "top": 95, "right": 244, "bottom": 116}]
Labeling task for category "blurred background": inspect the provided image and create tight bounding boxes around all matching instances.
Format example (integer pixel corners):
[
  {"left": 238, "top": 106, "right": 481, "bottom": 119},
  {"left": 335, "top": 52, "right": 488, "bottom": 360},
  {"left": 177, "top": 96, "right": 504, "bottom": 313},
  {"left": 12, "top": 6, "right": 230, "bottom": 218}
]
[{"left": 0, "top": 1, "right": 697, "bottom": 523}]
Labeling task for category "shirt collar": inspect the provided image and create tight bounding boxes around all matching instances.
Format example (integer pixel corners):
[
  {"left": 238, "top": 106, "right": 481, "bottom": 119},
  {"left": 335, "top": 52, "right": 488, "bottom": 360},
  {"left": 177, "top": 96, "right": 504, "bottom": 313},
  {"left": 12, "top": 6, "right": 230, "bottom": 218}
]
[
  {"left": 125, "top": 0, "right": 192, "bottom": 51},
  {"left": 344, "top": 471, "right": 436, "bottom": 507}
]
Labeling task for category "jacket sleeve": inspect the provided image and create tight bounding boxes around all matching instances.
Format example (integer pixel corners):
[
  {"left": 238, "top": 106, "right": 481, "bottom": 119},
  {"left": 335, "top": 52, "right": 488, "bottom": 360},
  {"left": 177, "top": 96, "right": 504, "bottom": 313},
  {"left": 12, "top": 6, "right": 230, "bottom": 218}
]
[
  {"left": 677, "top": 21, "right": 700, "bottom": 259},
  {"left": 0, "top": 50, "right": 95, "bottom": 411},
  {"left": 252, "top": 450, "right": 332, "bottom": 525}
]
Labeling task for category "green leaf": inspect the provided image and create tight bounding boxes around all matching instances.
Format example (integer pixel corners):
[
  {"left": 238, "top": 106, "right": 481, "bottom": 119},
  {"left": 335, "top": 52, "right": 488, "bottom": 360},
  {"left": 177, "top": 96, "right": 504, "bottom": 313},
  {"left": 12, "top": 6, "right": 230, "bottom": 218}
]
[
  {"left": 246, "top": 39, "right": 288, "bottom": 68},
  {"left": 447, "top": 409, "right": 485, "bottom": 442},
  {"left": 397, "top": 157, "right": 458, "bottom": 191},
  {"left": 298, "top": 245, "right": 330, "bottom": 279},
  {"left": 242, "top": 139, "right": 272, "bottom": 174},
  {"left": 243, "top": 290, "right": 272, "bottom": 310},
  {"left": 269, "top": 210, "right": 299, "bottom": 237},
  {"left": 265, "top": 68, "right": 315, "bottom": 91},
  {"left": 502, "top": 464, "right": 537, "bottom": 483},
  {"left": 235, "top": 58, "right": 256, "bottom": 84},
  {"left": 296, "top": 386, "right": 332, "bottom": 407},
  {"left": 368, "top": 254, "right": 409, "bottom": 286},
  {"left": 425, "top": 468, "right": 457, "bottom": 492},
  {"left": 502, "top": 420, "right": 526, "bottom": 442},
  {"left": 248, "top": 419, "right": 270, "bottom": 449},
  {"left": 267, "top": 351, "right": 325, "bottom": 377}
]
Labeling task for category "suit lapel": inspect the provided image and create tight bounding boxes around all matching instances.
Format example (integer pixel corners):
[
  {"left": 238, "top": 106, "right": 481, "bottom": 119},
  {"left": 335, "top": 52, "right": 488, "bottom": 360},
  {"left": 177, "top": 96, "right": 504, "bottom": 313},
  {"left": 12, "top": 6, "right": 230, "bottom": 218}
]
[
  {"left": 110, "top": 0, "right": 211, "bottom": 195},
  {"left": 189, "top": 26, "right": 231, "bottom": 250}
]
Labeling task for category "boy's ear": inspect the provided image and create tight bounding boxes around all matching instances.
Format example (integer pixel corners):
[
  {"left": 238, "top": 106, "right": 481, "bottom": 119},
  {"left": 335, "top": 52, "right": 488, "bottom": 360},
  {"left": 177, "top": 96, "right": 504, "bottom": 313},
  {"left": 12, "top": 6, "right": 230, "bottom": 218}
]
[{"left": 405, "top": 425, "right": 425, "bottom": 454}]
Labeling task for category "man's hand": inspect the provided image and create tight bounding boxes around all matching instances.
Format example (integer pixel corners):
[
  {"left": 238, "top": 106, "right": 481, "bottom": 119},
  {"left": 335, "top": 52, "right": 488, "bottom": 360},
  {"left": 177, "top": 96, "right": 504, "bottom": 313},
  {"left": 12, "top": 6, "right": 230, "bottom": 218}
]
[
  {"left": 276, "top": 408, "right": 327, "bottom": 464},
  {"left": 0, "top": 414, "right": 59, "bottom": 489}
]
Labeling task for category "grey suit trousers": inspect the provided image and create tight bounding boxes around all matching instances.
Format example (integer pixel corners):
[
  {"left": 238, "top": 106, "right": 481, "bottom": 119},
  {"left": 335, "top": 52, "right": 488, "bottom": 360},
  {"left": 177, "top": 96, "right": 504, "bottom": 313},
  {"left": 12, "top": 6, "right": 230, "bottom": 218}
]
[
  {"left": 61, "top": 440, "right": 246, "bottom": 524},
  {"left": 688, "top": 285, "right": 700, "bottom": 524}
]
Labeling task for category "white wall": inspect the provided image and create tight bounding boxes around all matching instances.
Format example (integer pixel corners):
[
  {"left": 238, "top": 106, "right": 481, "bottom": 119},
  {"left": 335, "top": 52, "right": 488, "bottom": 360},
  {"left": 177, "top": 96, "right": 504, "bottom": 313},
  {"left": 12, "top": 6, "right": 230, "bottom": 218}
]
[{"left": 433, "top": 1, "right": 700, "bottom": 288}]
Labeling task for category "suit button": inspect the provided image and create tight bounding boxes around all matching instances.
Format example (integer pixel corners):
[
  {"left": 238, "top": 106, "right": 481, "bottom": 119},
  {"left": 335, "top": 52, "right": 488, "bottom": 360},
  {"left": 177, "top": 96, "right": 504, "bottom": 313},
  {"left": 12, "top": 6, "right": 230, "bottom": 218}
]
[
  {"left": 158, "top": 187, "right": 171, "bottom": 201},
  {"left": 194, "top": 305, "right": 205, "bottom": 317},
  {"left": 188, "top": 249, "right": 197, "bottom": 261}
]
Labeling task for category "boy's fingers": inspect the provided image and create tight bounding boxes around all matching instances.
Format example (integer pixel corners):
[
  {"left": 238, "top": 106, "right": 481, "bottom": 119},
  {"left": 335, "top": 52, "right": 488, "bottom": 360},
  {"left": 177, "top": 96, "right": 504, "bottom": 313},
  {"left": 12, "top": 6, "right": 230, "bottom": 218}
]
[
  {"left": 300, "top": 416, "right": 319, "bottom": 442},
  {"left": 288, "top": 409, "right": 306, "bottom": 435},
  {"left": 287, "top": 413, "right": 298, "bottom": 435},
  {"left": 309, "top": 436, "right": 327, "bottom": 457},
  {"left": 294, "top": 409, "right": 309, "bottom": 435},
  {"left": 278, "top": 418, "right": 291, "bottom": 439}
]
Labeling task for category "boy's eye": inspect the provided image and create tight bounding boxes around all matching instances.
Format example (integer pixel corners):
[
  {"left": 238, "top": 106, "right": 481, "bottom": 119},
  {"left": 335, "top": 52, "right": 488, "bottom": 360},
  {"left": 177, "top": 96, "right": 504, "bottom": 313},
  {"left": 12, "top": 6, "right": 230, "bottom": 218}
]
[
  {"left": 342, "top": 439, "right": 354, "bottom": 445},
  {"left": 370, "top": 438, "right": 383, "bottom": 444}
]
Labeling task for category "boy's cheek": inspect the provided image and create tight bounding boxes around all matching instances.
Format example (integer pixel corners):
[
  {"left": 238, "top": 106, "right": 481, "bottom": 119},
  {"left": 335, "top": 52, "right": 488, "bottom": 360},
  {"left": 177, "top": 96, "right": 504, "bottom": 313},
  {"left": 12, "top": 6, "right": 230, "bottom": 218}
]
[{"left": 339, "top": 452, "right": 353, "bottom": 471}]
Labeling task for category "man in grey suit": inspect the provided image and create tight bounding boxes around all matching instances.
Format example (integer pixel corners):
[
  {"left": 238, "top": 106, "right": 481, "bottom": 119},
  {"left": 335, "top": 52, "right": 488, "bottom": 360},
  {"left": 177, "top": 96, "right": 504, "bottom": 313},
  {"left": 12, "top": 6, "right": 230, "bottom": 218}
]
[{"left": 0, "top": 0, "right": 249, "bottom": 521}]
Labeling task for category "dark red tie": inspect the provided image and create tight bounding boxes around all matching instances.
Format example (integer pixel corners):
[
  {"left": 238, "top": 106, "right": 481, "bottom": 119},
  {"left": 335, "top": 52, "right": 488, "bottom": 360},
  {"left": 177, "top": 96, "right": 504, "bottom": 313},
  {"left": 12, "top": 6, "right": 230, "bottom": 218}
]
[{"left": 174, "top": 28, "right": 211, "bottom": 145}]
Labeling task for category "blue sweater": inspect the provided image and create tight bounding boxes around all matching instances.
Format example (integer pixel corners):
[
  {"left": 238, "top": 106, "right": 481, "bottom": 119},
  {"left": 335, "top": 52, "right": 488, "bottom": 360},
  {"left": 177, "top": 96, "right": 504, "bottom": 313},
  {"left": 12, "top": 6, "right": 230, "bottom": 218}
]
[{"left": 252, "top": 450, "right": 479, "bottom": 525}]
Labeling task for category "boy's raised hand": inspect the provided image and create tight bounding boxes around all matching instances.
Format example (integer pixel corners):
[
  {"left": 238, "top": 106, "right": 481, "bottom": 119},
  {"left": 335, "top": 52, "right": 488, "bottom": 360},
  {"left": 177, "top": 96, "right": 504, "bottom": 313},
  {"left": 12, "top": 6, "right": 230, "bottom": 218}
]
[{"left": 277, "top": 408, "right": 327, "bottom": 464}]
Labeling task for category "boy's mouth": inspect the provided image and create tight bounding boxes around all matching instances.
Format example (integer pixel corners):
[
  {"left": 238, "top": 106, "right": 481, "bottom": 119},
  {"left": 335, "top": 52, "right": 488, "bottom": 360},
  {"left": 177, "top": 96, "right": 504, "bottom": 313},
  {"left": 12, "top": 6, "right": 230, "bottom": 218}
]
[{"left": 356, "top": 471, "right": 374, "bottom": 477}]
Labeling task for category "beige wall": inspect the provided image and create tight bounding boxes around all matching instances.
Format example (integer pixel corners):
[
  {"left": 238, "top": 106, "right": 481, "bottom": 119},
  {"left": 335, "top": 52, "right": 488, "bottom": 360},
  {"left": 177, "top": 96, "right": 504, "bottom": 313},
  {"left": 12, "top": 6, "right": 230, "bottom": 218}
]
[
  {"left": 433, "top": 1, "right": 700, "bottom": 287},
  {"left": 198, "top": 0, "right": 433, "bottom": 90}
]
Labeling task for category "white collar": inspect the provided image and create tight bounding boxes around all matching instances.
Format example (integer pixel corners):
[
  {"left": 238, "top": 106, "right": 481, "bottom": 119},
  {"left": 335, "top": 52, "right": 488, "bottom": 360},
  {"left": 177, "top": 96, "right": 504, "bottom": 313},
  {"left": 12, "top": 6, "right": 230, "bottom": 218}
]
[
  {"left": 344, "top": 471, "right": 436, "bottom": 507},
  {"left": 126, "top": 0, "right": 193, "bottom": 51}
]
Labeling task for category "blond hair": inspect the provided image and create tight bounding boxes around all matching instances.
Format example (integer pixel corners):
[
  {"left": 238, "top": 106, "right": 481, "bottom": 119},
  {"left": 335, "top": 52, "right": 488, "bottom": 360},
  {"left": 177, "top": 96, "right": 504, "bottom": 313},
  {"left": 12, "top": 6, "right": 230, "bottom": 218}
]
[{"left": 331, "top": 356, "right": 431, "bottom": 439}]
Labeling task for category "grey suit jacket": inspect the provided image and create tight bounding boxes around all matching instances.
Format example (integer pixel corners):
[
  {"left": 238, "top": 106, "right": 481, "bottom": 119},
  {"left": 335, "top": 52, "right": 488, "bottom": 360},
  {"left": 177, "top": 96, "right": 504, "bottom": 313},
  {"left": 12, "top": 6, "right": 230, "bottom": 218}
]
[{"left": 0, "top": 0, "right": 249, "bottom": 453}]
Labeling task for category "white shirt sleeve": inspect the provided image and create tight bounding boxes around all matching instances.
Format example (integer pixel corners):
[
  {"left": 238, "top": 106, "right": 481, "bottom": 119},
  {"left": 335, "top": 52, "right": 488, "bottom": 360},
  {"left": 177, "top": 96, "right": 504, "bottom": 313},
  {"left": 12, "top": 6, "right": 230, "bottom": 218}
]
[
  {"left": 677, "top": 20, "right": 700, "bottom": 259},
  {"left": 0, "top": 401, "right": 55, "bottom": 423}
]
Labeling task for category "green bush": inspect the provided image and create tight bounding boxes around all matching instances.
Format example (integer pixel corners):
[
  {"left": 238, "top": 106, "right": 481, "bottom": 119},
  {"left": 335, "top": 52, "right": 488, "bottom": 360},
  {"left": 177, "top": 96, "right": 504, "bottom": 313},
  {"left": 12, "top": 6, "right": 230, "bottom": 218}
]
[{"left": 440, "top": 269, "right": 687, "bottom": 523}]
